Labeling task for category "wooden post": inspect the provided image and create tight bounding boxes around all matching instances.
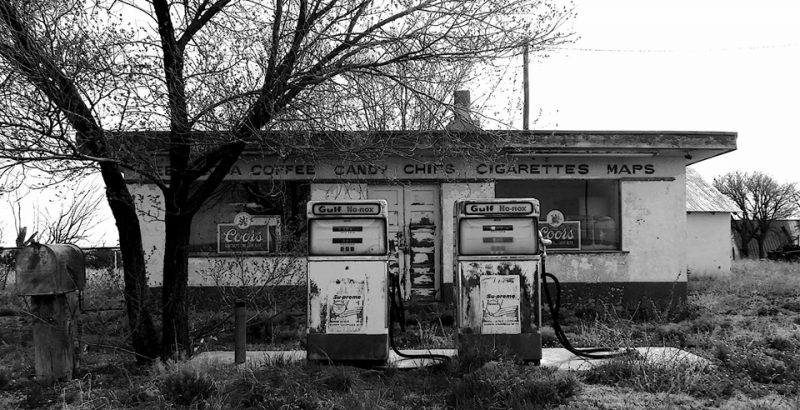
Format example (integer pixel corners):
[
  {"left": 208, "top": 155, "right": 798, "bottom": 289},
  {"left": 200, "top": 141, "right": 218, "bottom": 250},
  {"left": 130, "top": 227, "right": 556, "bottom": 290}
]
[
  {"left": 523, "top": 43, "right": 530, "bottom": 131},
  {"left": 31, "top": 293, "right": 77, "bottom": 383},
  {"left": 234, "top": 300, "right": 246, "bottom": 364}
]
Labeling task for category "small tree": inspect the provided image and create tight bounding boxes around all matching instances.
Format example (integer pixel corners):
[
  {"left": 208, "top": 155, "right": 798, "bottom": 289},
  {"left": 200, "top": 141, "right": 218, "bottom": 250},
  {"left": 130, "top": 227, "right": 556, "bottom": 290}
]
[{"left": 714, "top": 171, "right": 798, "bottom": 258}]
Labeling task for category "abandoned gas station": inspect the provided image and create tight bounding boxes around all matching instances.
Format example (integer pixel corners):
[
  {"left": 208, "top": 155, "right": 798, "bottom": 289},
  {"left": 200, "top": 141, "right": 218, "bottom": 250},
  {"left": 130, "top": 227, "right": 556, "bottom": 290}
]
[{"left": 128, "top": 130, "right": 737, "bottom": 308}]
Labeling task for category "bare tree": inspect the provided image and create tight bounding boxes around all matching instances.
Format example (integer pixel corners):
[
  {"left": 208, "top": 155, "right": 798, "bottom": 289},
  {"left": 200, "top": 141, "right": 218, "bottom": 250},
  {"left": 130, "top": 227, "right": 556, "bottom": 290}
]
[
  {"left": 1, "top": 0, "right": 575, "bottom": 360},
  {"left": 714, "top": 171, "right": 798, "bottom": 258},
  {"left": 35, "top": 183, "right": 106, "bottom": 245}
]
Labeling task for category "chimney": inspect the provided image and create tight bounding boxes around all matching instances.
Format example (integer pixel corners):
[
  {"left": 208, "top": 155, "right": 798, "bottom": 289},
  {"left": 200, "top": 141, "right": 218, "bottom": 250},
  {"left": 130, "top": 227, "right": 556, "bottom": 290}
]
[{"left": 445, "top": 90, "right": 479, "bottom": 131}]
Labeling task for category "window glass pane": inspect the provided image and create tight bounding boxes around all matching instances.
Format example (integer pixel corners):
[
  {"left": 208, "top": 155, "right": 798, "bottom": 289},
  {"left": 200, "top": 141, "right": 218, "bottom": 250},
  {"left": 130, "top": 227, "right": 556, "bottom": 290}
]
[
  {"left": 189, "top": 181, "right": 309, "bottom": 253},
  {"left": 495, "top": 180, "right": 620, "bottom": 251}
]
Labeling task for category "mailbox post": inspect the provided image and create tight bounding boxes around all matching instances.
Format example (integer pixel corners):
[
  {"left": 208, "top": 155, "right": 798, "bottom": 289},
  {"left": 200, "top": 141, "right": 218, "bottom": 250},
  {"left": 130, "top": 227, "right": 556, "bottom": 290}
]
[
  {"left": 306, "top": 200, "right": 390, "bottom": 364},
  {"left": 454, "top": 199, "right": 542, "bottom": 363},
  {"left": 15, "top": 244, "right": 85, "bottom": 382}
]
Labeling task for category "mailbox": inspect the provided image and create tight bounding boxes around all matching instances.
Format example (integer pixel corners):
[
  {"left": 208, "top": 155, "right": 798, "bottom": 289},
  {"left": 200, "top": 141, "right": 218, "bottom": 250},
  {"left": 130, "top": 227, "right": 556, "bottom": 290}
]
[
  {"left": 16, "top": 244, "right": 85, "bottom": 296},
  {"left": 306, "top": 200, "right": 390, "bottom": 364},
  {"left": 454, "top": 199, "right": 542, "bottom": 363}
]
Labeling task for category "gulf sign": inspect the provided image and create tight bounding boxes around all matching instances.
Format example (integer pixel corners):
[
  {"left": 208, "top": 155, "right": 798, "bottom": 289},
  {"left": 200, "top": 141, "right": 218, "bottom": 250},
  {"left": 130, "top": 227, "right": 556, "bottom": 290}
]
[
  {"left": 463, "top": 200, "right": 540, "bottom": 217},
  {"left": 311, "top": 202, "right": 382, "bottom": 216}
]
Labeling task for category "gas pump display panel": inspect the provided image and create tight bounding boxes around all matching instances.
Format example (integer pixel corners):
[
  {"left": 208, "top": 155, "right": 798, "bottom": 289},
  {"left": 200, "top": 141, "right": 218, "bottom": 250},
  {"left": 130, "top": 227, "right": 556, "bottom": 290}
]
[
  {"left": 459, "top": 218, "right": 539, "bottom": 256},
  {"left": 309, "top": 219, "right": 387, "bottom": 256}
]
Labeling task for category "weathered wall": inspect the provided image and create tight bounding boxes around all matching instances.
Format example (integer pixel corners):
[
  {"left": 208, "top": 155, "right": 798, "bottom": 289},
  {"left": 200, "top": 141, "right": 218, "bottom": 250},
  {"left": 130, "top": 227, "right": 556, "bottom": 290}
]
[
  {"left": 129, "top": 183, "right": 166, "bottom": 285},
  {"left": 310, "top": 183, "right": 368, "bottom": 200},
  {"left": 622, "top": 176, "right": 687, "bottom": 283},
  {"left": 129, "top": 183, "right": 307, "bottom": 286},
  {"left": 130, "top": 162, "right": 689, "bottom": 291},
  {"left": 686, "top": 212, "right": 733, "bottom": 275},
  {"left": 440, "top": 182, "right": 495, "bottom": 287},
  {"left": 544, "top": 175, "right": 687, "bottom": 285}
]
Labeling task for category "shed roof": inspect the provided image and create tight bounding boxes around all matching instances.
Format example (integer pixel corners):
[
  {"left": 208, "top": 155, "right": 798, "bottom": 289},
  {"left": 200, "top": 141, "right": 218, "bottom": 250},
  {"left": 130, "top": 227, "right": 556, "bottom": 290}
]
[{"left": 686, "top": 167, "right": 739, "bottom": 213}]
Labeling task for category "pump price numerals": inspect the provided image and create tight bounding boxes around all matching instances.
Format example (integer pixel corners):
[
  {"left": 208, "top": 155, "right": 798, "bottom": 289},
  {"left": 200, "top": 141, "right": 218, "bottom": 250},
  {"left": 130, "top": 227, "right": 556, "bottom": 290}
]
[
  {"left": 482, "top": 237, "right": 513, "bottom": 253},
  {"left": 331, "top": 225, "right": 364, "bottom": 252}
]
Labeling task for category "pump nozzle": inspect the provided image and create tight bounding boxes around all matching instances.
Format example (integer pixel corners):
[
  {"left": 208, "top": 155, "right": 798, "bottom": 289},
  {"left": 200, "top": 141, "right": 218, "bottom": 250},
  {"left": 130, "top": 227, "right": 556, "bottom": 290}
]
[{"left": 538, "top": 230, "right": 552, "bottom": 255}]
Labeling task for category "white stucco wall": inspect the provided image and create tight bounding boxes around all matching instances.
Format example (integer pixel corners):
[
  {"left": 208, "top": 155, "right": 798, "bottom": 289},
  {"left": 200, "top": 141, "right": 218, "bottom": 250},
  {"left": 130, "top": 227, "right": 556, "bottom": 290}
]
[
  {"left": 129, "top": 183, "right": 166, "bottom": 285},
  {"left": 440, "top": 182, "right": 494, "bottom": 285},
  {"left": 310, "top": 183, "right": 368, "bottom": 200},
  {"left": 545, "top": 175, "right": 687, "bottom": 284},
  {"left": 130, "top": 165, "right": 690, "bottom": 287},
  {"left": 686, "top": 212, "right": 733, "bottom": 275},
  {"left": 622, "top": 177, "right": 687, "bottom": 283}
]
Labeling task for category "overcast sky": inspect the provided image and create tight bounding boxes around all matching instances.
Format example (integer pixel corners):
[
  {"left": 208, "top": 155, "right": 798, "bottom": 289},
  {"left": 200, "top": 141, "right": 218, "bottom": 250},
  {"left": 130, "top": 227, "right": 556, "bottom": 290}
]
[
  {"left": 3, "top": 0, "right": 798, "bottom": 247},
  {"left": 520, "top": 0, "right": 799, "bottom": 183}
]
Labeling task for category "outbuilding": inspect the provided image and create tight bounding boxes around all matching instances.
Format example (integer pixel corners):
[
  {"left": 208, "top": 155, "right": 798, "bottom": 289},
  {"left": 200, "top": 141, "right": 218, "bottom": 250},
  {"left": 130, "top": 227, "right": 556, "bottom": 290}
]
[
  {"left": 685, "top": 167, "right": 739, "bottom": 276},
  {"left": 128, "top": 129, "right": 736, "bottom": 308}
]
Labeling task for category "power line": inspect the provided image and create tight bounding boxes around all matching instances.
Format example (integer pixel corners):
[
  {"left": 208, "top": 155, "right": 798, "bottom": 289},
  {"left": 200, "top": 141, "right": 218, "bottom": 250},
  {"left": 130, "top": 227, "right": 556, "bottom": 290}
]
[{"left": 558, "top": 43, "right": 799, "bottom": 54}]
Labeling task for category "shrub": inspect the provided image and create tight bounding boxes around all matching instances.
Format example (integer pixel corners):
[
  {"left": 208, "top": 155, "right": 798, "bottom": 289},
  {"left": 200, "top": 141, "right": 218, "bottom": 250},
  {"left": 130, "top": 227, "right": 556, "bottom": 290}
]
[
  {"left": 767, "top": 334, "right": 796, "bottom": 352},
  {"left": 160, "top": 365, "right": 217, "bottom": 406},
  {"left": 449, "top": 342, "right": 502, "bottom": 376},
  {"left": 449, "top": 363, "right": 580, "bottom": 409},
  {"left": 221, "top": 371, "right": 270, "bottom": 409},
  {"left": 0, "top": 367, "right": 10, "bottom": 388},
  {"left": 321, "top": 367, "right": 356, "bottom": 392},
  {"left": 583, "top": 355, "right": 733, "bottom": 399},
  {"left": 741, "top": 355, "right": 789, "bottom": 384}
]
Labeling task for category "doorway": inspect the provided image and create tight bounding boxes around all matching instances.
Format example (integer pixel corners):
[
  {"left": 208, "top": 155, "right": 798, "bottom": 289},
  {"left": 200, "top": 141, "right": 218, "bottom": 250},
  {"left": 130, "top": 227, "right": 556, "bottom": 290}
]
[{"left": 368, "top": 185, "right": 440, "bottom": 301}]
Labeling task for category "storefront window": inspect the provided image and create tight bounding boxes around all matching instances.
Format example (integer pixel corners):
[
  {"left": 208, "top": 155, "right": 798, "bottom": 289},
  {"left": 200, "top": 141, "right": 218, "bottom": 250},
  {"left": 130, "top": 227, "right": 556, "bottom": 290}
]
[
  {"left": 496, "top": 180, "right": 620, "bottom": 251},
  {"left": 189, "top": 181, "right": 309, "bottom": 254}
]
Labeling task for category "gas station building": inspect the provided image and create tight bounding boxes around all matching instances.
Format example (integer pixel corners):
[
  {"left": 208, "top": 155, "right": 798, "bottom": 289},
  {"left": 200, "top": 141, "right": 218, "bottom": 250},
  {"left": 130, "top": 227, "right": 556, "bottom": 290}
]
[{"left": 129, "top": 130, "right": 736, "bottom": 307}]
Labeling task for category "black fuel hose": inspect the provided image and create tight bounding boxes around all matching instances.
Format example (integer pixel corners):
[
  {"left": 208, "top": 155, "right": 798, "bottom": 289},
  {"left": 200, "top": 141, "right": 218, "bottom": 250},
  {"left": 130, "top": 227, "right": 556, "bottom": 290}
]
[
  {"left": 387, "top": 273, "right": 450, "bottom": 365},
  {"left": 541, "top": 255, "right": 637, "bottom": 360}
]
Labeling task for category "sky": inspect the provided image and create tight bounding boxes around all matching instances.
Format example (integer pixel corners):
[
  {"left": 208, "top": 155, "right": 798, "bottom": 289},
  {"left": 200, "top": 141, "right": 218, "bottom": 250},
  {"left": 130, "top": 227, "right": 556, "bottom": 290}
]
[
  {"left": 521, "top": 0, "right": 799, "bottom": 183},
  {"left": 2, "top": 0, "right": 798, "bottom": 247}
]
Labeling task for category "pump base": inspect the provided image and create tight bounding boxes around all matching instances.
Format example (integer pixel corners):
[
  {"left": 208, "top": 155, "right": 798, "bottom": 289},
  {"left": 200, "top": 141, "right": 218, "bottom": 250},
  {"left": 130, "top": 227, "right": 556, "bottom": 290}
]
[
  {"left": 457, "top": 332, "right": 542, "bottom": 363},
  {"left": 307, "top": 333, "right": 389, "bottom": 364}
]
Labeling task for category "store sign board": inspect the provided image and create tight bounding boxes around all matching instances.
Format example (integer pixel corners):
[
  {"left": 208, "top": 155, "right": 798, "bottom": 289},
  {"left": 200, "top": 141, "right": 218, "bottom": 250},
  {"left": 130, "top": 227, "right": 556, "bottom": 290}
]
[
  {"left": 464, "top": 201, "right": 536, "bottom": 216},
  {"left": 217, "top": 213, "right": 279, "bottom": 253},
  {"left": 311, "top": 202, "right": 382, "bottom": 216},
  {"left": 136, "top": 156, "right": 676, "bottom": 182},
  {"left": 540, "top": 221, "right": 581, "bottom": 251}
]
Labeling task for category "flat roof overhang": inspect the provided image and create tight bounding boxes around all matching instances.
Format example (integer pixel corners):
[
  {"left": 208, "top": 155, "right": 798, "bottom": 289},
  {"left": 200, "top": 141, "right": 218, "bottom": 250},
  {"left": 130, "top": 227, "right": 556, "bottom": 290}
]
[
  {"left": 114, "top": 129, "right": 737, "bottom": 165},
  {"left": 484, "top": 130, "right": 737, "bottom": 165}
]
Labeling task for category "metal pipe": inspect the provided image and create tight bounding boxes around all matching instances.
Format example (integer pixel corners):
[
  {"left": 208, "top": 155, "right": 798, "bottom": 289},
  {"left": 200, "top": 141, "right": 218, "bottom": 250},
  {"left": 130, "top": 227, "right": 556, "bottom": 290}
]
[{"left": 234, "top": 299, "right": 246, "bottom": 364}]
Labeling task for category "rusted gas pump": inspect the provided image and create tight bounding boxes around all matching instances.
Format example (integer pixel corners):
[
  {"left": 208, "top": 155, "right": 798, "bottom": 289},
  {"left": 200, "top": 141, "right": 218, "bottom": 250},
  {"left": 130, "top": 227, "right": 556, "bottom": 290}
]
[
  {"left": 306, "top": 200, "right": 390, "bottom": 364},
  {"left": 454, "top": 199, "right": 543, "bottom": 363},
  {"left": 16, "top": 244, "right": 85, "bottom": 382}
]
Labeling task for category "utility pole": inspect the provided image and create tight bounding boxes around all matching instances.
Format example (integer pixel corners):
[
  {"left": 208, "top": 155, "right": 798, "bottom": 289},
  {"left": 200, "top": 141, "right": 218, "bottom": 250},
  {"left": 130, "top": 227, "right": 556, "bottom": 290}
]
[{"left": 522, "top": 44, "right": 530, "bottom": 130}]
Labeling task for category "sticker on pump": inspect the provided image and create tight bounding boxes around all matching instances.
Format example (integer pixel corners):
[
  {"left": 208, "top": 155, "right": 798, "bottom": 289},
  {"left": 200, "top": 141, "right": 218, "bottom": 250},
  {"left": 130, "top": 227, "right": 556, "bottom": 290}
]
[
  {"left": 459, "top": 218, "right": 538, "bottom": 255},
  {"left": 326, "top": 279, "right": 365, "bottom": 333},
  {"left": 480, "top": 275, "right": 521, "bottom": 334},
  {"left": 309, "top": 219, "right": 387, "bottom": 256}
]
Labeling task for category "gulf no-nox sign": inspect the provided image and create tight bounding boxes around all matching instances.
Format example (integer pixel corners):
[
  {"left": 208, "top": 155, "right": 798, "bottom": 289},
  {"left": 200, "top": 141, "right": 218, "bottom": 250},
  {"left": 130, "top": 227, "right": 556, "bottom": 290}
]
[
  {"left": 464, "top": 201, "right": 539, "bottom": 215},
  {"left": 311, "top": 202, "right": 382, "bottom": 216}
]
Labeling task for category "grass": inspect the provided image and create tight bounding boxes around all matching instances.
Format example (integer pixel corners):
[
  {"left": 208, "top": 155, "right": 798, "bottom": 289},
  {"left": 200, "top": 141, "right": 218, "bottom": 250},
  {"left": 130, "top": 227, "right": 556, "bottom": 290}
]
[{"left": 1, "top": 259, "right": 800, "bottom": 408}]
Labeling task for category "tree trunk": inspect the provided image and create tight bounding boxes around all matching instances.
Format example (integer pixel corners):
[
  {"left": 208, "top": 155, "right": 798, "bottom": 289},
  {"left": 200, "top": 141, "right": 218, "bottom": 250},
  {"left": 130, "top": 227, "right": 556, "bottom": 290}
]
[
  {"left": 99, "top": 163, "right": 160, "bottom": 364},
  {"left": 757, "top": 238, "right": 767, "bottom": 259},
  {"left": 739, "top": 243, "right": 750, "bottom": 258},
  {"left": 161, "top": 211, "right": 192, "bottom": 359}
]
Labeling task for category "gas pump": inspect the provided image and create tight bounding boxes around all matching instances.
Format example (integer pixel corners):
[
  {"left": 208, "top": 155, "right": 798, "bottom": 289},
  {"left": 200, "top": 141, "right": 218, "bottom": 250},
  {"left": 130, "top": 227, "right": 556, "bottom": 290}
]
[
  {"left": 454, "top": 198, "right": 542, "bottom": 363},
  {"left": 306, "top": 200, "right": 390, "bottom": 364}
]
